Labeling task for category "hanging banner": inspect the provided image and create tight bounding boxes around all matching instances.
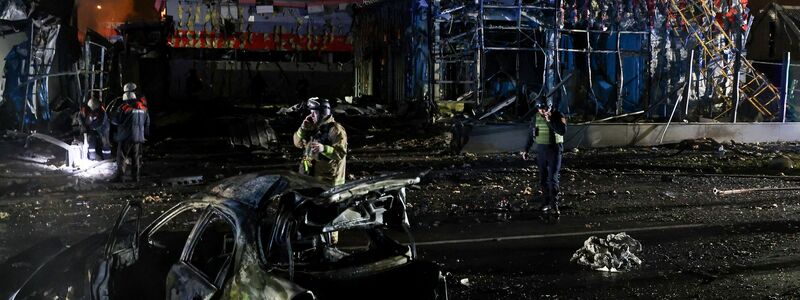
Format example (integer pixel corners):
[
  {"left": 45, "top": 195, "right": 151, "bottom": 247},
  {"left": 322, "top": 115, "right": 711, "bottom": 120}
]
[
  {"left": 307, "top": 5, "right": 325, "bottom": 14},
  {"left": 221, "top": 4, "right": 239, "bottom": 20},
  {"left": 169, "top": 29, "right": 353, "bottom": 52},
  {"left": 256, "top": 5, "right": 274, "bottom": 14}
]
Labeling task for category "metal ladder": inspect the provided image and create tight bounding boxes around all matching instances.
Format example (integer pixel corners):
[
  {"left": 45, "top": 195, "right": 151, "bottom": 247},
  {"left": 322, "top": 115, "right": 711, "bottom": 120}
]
[
  {"left": 82, "top": 41, "right": 109, "bottom": 107},
  {"left": 669, "top": 0, "right": 780, "bottom": 120}
]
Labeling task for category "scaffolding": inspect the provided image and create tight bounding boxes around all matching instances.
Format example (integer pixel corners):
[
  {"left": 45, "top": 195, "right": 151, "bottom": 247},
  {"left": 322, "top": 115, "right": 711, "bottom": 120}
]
[
  {"left": 433, "top": 0, "right": 784, "bottom": 122},
  {"left": 20, "top": 19, "right": 60, "bottom": 131},
  {"left": 432, "top": 0, "right": 651, "bottom": 116},
  {"left": 433, "top": 0, "right": 555, "bottom": 106}
]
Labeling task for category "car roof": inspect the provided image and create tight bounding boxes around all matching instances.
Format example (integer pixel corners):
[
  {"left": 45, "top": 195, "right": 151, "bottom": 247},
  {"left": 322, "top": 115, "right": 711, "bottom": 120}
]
[
  {"left": 197, "top": 170, "right": 425, "bottom": 210},
  {"left": 204, "top": 171, "right": 330, "bottom": 209}
]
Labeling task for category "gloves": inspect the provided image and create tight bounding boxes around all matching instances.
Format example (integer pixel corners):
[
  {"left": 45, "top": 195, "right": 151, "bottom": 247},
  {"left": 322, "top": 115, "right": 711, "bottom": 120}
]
[{"left": 301, "top": 114, "right": 315, "bottom": 131}]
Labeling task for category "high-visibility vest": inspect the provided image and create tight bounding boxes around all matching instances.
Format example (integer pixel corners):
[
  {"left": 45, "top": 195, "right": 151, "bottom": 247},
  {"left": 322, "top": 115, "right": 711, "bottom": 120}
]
[{"left": 534, "top": 114, "right": 563, "bottom": 145}]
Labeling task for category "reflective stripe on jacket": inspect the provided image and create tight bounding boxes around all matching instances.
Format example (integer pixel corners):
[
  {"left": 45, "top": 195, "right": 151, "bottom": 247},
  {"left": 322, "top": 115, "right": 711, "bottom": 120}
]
[{"left": 293, "top": 116, "right": 347, "bottom": 186}]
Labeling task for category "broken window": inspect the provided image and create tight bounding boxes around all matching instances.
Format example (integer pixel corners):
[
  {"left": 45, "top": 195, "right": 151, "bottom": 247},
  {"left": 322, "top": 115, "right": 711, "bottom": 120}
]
[
  {"left": 187, "top": 211, "right": 235, "bottom": 285},
  {"left": 261, "top": 209, "right": 409, "bottom": 272},
  {"left": 109, "top": 206, "right": 207, "bottom": 299},
  {"left": 148, "top": 206, "right": 205, "bottom": 253}
]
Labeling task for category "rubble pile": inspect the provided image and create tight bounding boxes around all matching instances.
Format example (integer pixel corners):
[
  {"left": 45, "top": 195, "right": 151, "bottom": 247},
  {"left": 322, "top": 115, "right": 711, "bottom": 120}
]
[{"left": 571, "top": 232, "right": 643, "bottom": 272}]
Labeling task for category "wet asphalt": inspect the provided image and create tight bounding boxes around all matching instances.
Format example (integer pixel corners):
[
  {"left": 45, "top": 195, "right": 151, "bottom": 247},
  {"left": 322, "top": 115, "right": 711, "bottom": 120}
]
[{"left": 1, "top": 129, "right": 800, "bottom": 299}]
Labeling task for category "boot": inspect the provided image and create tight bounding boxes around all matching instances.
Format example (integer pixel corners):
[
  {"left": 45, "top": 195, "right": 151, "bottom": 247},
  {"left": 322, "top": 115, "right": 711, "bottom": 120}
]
[
  {"left": 550, "top": 187, "right": 561, "bottom": 216},
  {"left": 539, "top": 187, "right": 552, "bottom": 212}
]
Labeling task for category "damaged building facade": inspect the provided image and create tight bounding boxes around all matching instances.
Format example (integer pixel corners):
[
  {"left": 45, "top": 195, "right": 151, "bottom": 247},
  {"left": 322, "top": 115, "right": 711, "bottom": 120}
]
[
  {"left": 431, "top": 0, "right": 786, "bottom": 122},
  {"left": 0, "top": 0, "right": 77, "bottom": 132},
  {"left": 158, "top": 0, "right": 356, "bottom": 105},
  {"left": 2, "top": 0, "right": 794, "bottom": 133},
  {"left": 2, "top": 0, "right": 800, "bottom": 299}
]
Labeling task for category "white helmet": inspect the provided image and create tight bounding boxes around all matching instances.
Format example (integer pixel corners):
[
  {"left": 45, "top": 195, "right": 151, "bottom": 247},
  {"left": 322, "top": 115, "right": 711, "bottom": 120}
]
[
  {"left": 123, "top": 92, "right": 137, "bottom": 102},
  {"left": 87, "top": 98, "right": 100, "bottom": 110},
  {"left": 123, "top": 82, "right": 137, "bottom": 93}
]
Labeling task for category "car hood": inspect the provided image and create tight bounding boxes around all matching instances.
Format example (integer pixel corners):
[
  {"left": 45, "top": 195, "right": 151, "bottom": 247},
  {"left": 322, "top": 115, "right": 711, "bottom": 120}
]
[
  {"left": 203, "top": 171, "right": 424, "bottom": 208},
  {"left": 320, "top": 171, "right": 424, "bottom": 203}
]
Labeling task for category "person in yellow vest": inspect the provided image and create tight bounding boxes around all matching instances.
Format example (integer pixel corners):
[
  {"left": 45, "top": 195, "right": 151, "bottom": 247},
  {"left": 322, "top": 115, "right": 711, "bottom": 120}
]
[
  {"left": 293, "top": 98, "right": 348, "bottom": 186},
  {"left": 524, "top": 98, "right": 567, "bottom": 215}
]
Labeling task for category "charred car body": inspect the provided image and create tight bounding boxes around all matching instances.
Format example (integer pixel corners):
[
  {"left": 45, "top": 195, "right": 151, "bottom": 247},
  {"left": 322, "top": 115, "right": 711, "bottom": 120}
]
[{"left": 3, "top": 171, "right": 446, "bottom": 299}]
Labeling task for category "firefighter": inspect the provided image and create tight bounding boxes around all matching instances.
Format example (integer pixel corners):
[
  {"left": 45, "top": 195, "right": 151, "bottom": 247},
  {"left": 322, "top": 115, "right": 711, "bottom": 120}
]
[
  {"left": 293, "top": 97, "right": 348, "bottom": 186},
  {"left": 293, "top": 98, "right": 347, "bottom": 245},
  {"left": 79, "top": 97, "right": 111, "bottom": 160},
  {"left": 112, "top": 83, "right": 150, "bottom": 182},
  {"left": 523, "top": 98, "right": 567, "bottom": 215}
]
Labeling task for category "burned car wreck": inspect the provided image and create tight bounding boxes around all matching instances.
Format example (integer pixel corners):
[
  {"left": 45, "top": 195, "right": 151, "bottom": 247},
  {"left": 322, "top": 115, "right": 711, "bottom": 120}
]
[{"left": 3, "top": 171, "right": 446, "bottom": 300}]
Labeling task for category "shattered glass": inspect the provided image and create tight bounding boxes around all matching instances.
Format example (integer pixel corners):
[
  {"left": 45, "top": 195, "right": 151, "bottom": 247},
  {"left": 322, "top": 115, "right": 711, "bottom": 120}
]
[{"left": 570, "top": 232, "right": 643, "bottom": 272}]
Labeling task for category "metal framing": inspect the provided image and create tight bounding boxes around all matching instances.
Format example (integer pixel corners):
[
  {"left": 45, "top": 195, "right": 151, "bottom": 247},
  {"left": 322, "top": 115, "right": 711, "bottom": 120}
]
[
  {"left": 432, "top": 0, "right": 784, "bottom": 123},
  {"left": 433, "top": 0, "right": 558, "bottom": 106},
  {"left": 82, "top": 41, "right": 110, "bottom": 107},
  {"left": 669, "top": 0, "right": 782, "bottom": 121},
  {"left": 20, "top": 21, "right": 59, "bottom": 131}
]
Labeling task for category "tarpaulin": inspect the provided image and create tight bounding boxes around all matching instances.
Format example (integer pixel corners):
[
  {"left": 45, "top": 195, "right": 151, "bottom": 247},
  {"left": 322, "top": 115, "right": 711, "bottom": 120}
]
[
  {"left": 1, "top": 21, "right": 60, "bottom": 129},
  {"left": 577, "top": 32, "right": 646, "bottom": 116},
  {"left": 2, "top": 42, "right": 28, "bottom": 128},
  {"left": 407, "top": 0, "right": 431, "bottom": 103},
  {"left": 620, "top": 34, "right": 646, "bottom": 112},
  {"left": 0, "top": 0, "right": 28, "bottom": 21},
  {"left": 25, "top": 20, "right": 60, "bottom": 122}
]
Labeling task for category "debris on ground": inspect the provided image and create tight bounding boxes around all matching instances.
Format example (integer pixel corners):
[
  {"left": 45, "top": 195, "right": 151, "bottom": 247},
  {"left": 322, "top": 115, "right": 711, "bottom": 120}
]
[
  {"left": 0, "top": 211, "right": 8, "bottom": 220},
  {"left": 143, "top": 191, "right": 173, "bottom": 203},
  {"left": 769, "top": 156, "right": 794, "bottom": 171},
  {"left": 160, "top": 175, "right": 204, "bottom": 186},
  {"left": 459, "top": 278, "right": 471, "bottom": 287},
  {"left": 714, "top": 186, "right": 800, "bottom": 196},
  {"left": 333, "top": 103, "right": 390, "bottom": 117},
  {"left": 228, "top": 116, "right": 277, "bottom": 149},
  {"left": 570, "top": 232, "right": 643, "bottom": 272}
]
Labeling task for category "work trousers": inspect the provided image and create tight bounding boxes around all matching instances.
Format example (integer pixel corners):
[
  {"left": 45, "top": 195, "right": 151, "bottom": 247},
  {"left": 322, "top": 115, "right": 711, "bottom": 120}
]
[
  {"left": 87, "top": 131, "right": 111, "bottom": 160},
  {"left": 537, "top": 143, "right": 563, "bottom": 202},
  {"left": 116, "top": 141, "right": 142, "bottom": 181}
]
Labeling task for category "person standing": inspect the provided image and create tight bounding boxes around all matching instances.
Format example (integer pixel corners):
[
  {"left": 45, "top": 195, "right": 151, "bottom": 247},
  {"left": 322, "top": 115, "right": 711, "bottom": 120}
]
[
  {"left": 112, "top": 83, "right": 150, "bottom": 182},
  {"left": 293, "top": 97, "right": 347, "bottom": 186},
  {"left": 293, "top": 98, "right": 347, "bottom": 245},
  {"left": 524, "top": 98, "right": 567, "bottom": 215}
]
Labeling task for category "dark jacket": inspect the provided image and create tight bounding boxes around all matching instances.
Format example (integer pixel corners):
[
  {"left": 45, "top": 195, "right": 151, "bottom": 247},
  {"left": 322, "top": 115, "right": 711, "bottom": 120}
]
[
  {"left": 80, "top": 105, "right": 110, "bottom": 138},
  {"left": 293, "top": 116, "right": 348, "bottom": 185},
  {"left": 113, "top": 98, "right": 150, "bottom": 143}
]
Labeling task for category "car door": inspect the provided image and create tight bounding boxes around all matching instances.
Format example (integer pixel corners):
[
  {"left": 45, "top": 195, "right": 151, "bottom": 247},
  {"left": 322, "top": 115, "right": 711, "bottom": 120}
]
[
  {"left": 166, "top": 207, "right": 237, "bottom": 300},
  {"left": 91, "top": 200, "right": 142, "bottom": 300},
  {"left": 94, "top": 201, "right": 207, "bottom": 300}
]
